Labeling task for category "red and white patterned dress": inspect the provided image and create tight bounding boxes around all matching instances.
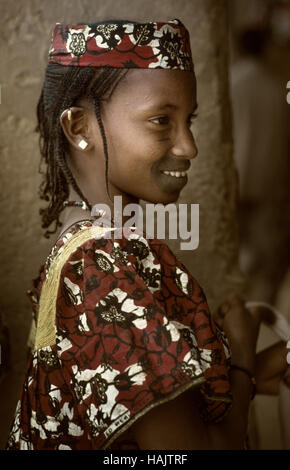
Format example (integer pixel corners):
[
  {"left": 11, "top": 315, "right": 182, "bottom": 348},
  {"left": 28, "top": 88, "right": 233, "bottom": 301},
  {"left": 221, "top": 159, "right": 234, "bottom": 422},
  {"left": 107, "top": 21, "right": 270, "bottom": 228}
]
[{"left": 6, "top": 220, "right": 232, "bottom": 450}]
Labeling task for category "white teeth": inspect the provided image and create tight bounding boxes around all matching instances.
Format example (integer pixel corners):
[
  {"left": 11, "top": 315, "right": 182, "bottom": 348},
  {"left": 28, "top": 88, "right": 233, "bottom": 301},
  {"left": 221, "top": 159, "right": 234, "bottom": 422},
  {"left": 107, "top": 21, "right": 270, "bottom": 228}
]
[{"left": 162, "top": 170, "right": 187, "bottom": 178}]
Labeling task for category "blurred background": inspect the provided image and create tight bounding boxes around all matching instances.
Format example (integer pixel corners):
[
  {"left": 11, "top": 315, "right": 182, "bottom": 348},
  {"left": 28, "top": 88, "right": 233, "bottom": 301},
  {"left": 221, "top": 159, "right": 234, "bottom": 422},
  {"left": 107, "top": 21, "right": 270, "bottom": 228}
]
[
  {"left": 229, "top": 0, "right": 290, "bottom": 449},
  {"left": 0, "top": 0, "right": 289, "bottom": 450},
  {"left": 229, "top": 0, "right": 290, "bottom": 310}
]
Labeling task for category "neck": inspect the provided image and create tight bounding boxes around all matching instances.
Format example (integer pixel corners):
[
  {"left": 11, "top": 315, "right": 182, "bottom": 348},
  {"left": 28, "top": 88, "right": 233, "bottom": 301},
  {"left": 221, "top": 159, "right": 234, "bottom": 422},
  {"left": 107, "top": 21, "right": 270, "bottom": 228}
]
[{"left": 60, "top": 187, "right": 139, "bottom": 237}]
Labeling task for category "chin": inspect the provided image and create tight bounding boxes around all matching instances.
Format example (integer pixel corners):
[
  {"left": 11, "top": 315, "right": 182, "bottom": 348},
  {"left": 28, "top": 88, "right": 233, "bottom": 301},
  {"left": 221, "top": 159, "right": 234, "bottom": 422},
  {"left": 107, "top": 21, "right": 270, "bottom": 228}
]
[{"left": 145, "top": 192, "right": 180, "bottom": 205}]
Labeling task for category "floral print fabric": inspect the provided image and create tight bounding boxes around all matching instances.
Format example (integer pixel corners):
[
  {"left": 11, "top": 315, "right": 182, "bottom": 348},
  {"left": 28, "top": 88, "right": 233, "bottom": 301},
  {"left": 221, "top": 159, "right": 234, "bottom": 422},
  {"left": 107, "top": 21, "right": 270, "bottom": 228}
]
[
  {"left": 48, "top": 19, "right": 194, "bottom": 70},
  {"left": 6, "top": 222, "right": 232, "bottom": 450}
]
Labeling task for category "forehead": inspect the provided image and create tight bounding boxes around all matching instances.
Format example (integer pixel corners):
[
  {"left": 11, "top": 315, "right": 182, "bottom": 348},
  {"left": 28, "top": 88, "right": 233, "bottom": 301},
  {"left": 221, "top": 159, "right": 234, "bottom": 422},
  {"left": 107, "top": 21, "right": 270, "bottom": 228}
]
[{"left": 110, "top": 68, "right": 197, "bottom": 109}]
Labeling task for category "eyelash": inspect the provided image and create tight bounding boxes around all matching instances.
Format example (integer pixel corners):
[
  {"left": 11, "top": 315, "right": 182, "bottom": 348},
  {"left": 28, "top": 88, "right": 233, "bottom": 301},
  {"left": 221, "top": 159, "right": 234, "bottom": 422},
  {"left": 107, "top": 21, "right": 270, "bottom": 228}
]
[
  {"left": 188, "top": 113, "right": 198, "bottom": 124},
  {"left": 149, "top": 113, "right": 198, "bottom": 126}
]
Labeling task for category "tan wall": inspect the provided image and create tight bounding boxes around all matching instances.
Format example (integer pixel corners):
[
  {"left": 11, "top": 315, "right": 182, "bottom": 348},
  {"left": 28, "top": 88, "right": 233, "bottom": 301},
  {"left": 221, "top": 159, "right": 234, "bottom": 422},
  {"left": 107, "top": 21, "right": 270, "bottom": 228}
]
[{"left": 0, "top": 0, "right": 243, "bottom": 448}]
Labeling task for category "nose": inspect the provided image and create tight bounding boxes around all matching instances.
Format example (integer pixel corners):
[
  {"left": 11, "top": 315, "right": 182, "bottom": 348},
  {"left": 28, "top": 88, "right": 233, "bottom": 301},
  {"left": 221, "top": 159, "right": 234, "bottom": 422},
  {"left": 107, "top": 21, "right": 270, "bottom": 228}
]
[{"left": 170, "top": 126, "right": 198, "bottom": 160}]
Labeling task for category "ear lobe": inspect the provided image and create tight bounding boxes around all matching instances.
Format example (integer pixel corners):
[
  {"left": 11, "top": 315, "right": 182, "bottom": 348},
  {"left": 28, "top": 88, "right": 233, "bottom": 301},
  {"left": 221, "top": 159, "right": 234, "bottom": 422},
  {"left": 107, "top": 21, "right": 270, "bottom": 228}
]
[{"left": 78, "top": 139, "right": 88, "bottom": 150}]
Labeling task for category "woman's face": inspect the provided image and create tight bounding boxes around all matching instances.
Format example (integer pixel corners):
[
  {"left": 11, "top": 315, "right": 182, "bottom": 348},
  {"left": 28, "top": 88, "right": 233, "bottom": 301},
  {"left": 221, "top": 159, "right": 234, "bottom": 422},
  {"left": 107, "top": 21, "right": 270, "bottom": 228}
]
[{"left": 92, "top": 68, "right": 198, "bottom": 205}]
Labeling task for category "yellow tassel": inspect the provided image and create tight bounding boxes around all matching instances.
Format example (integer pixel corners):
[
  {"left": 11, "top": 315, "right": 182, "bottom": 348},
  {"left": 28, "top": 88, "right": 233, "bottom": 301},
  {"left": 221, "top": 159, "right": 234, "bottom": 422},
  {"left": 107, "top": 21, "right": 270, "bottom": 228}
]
[{"left": 34, "top": 225, "right": 116, "bottom": 351}]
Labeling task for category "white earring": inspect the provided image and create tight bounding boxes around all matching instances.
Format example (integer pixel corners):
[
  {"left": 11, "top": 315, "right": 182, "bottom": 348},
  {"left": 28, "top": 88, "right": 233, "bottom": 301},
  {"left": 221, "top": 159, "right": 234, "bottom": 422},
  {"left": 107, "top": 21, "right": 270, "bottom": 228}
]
[{"left": 78, "top": 139, "right": 88, "bottom": 150}]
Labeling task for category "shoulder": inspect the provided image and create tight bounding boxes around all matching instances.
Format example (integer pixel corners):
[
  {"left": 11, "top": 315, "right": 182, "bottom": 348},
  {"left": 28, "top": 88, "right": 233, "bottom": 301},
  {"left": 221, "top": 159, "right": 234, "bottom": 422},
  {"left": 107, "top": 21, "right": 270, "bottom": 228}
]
[
  {"left": 51, "top": 223, "right": 169, "bottom": 276},
  {"left": 53, "top": 223, "right": 206, "bottom": 308},
  {"left": 49, "top": 224, "right": 164, "bottom": 302}
]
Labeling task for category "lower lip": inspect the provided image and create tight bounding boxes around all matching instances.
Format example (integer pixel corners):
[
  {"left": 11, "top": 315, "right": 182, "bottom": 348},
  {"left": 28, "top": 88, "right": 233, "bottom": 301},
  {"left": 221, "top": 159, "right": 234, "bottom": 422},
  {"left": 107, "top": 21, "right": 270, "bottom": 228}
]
[{"left": 159, "top": 171, "right": 188, "bottom": 191}]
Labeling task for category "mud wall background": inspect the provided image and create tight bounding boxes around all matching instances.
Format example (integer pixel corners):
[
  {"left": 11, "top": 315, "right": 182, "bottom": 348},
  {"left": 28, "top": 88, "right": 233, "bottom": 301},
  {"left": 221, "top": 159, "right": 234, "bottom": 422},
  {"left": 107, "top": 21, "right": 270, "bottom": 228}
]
[{"left": 0, "top": 0, "right": 257, "bottom": 448}]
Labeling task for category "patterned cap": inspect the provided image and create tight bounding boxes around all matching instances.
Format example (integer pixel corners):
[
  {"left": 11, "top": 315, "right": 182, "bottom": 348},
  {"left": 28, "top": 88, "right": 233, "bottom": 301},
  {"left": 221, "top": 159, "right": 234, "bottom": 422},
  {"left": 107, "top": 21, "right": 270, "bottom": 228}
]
[{"left": 48, "top": 19, "right": 194, "bottom": 71}]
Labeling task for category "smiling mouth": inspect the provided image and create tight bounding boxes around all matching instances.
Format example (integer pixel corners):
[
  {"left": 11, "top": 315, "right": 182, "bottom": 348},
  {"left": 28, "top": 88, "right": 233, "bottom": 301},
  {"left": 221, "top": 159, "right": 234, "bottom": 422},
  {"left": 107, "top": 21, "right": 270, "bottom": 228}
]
[{"left": 161, "top": 170, "right": 188, "bottom": 178}]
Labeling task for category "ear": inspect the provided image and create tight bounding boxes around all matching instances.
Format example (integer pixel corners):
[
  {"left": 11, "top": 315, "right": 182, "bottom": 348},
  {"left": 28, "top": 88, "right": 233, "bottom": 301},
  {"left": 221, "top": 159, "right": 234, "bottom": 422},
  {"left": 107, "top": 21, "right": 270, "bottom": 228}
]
[{"left": 59, "top": 106, "right": 93, "bottom": 151}]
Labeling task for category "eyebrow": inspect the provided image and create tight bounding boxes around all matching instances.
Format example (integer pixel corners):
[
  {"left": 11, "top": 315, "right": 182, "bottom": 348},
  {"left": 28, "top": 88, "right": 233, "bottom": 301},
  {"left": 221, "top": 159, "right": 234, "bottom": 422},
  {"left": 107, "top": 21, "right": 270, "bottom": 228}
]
[{"left": 141, "top": 102, "right": 199, "bottom": 113}]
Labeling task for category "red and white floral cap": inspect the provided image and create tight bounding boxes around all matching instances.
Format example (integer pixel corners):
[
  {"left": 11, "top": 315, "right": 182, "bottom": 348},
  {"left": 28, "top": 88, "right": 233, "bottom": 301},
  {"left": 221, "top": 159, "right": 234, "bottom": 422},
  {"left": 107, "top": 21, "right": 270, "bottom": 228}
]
[{"left": 48, "top": 19, "right": 194, "bottom": 70}]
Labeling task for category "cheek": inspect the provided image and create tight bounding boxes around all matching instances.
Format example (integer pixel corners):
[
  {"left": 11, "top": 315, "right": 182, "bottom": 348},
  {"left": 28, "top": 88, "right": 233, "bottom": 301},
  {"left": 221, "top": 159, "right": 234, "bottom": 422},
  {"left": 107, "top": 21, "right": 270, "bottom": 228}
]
[{"left": 106, "top": 125, "right": 167, "bottom": 178}]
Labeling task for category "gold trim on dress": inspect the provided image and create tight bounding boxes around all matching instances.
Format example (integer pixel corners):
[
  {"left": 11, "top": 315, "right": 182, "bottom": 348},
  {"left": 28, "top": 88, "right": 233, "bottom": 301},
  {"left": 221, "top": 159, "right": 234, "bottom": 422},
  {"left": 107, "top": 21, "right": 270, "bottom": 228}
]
[{"left": 34, "top": 225, "right": 116, "bottom": 351}]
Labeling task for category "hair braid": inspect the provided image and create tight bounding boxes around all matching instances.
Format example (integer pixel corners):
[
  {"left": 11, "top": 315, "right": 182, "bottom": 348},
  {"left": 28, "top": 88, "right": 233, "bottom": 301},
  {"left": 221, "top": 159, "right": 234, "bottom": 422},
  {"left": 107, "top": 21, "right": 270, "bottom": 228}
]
[
  {"left": 36, "top": 63, "right": 128, "bottom": 237},
  {"left": 88, "top": 67, "right": 129, "bottom": 203},
  {"left": 94, "top": 99, "right": 111, "bottom": 201}
]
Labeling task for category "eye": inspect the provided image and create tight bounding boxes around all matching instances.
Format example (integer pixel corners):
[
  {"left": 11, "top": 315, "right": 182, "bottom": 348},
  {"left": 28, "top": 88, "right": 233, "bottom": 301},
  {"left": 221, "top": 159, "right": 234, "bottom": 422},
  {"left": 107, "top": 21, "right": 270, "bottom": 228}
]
[
  {"left": 149, "top": 113, "right": 198, "bottom": 127},
  {"left": 149, "top": 116, "right": 170, "bottom": 126}
]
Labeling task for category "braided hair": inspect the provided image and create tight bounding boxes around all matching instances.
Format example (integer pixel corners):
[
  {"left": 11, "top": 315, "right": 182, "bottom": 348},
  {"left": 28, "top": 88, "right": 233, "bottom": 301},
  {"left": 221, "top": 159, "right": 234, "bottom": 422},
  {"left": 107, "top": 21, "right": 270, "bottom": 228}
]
[{"left": 35, "top": 63, "right": 128, "bottom": 237}]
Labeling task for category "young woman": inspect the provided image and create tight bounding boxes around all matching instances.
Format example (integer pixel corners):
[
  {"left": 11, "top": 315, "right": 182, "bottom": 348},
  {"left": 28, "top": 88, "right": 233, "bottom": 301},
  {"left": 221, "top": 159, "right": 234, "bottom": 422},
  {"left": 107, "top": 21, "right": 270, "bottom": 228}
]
[{"left": 5, "top": 19, "right": 288, "bottom": 450}]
